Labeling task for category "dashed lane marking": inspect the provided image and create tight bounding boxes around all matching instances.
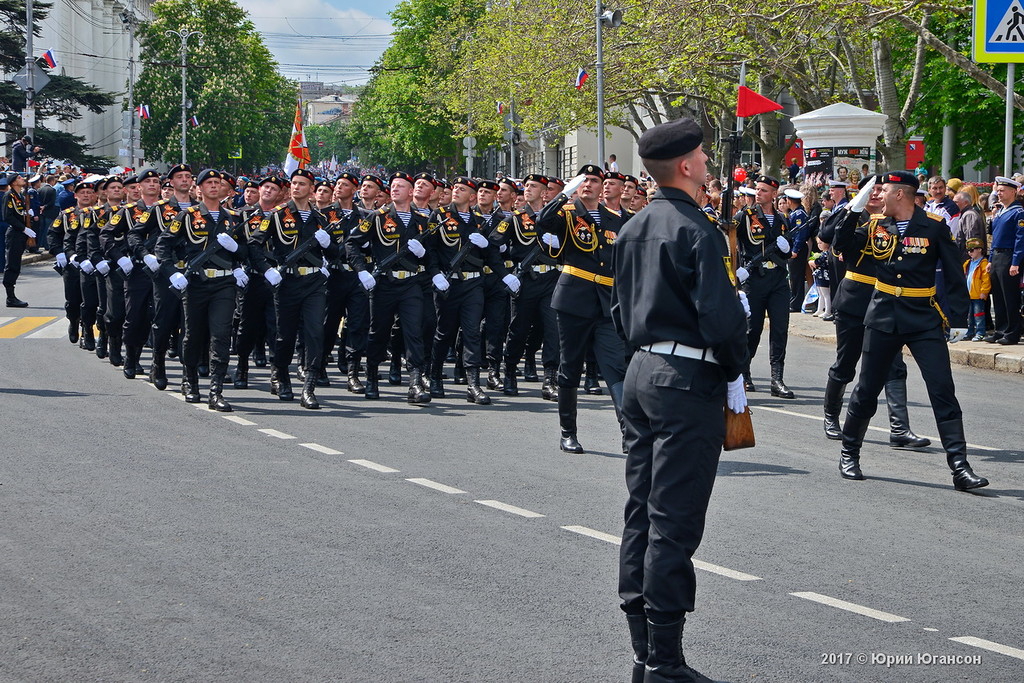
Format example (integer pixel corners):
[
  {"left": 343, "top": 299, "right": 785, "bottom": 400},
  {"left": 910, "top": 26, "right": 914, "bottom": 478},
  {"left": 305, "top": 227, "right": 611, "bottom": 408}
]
[
  {"left": 298, "top": 442, "right": 343, "bottom": 455},
  {"left": 475, "top": 500, "right": 545, "bottom": 518},
  {"left": 222, "top": 415, "right": 257, "bottom": 426},
  {"left": 348, "top": 458, "right": 397, "bottom": 472},
  {"left": 0, "top": 316, "right": 58, "bottom": 338},
  {"left": 561, "top": 525, "right": 622, "bottom": 545},
  {"left": 790, "top": 591, "right": 911, "bottom": 623},
  {"left": 693, "top": 560, "right": 762, "bottom": 582},
  {"left": 0, "top": 317, "right": 13, "bottom": 326},
  {"left": 406, "top": 478, "right": 465, "bottom": 494},
  {"left": 258, "top": 428, "right": 295, "bottom": 440},
  {"left": 25, "top": 319, "right": 67, "bottom": 338},
  {"left": 948, "top": 636, "right": 1024, "bottom": 661}
]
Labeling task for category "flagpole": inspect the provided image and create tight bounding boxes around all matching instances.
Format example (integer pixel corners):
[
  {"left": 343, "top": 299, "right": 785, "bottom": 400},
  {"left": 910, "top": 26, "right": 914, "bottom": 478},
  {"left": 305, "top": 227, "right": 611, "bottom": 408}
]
[{"left": 595, "top": 0, "right": 605, "bottom": 167}]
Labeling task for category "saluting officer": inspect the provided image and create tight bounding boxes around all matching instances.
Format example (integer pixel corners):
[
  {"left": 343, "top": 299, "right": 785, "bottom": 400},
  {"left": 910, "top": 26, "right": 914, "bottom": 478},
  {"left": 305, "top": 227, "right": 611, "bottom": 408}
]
[
  {"left": 49, "top": 178, "right": 95, "bottom": 344},
  {"left": 248, "top": 168, "right": 337, "bottom": 409},
  {"left": 156, "top": 169, "right": 248, "bottom": 412},
  {"left": 535, "top": 164, "right": 629, "bottom": 454},
  {"left": 839, "top": 171, "right": 988, "bottom": 491}
]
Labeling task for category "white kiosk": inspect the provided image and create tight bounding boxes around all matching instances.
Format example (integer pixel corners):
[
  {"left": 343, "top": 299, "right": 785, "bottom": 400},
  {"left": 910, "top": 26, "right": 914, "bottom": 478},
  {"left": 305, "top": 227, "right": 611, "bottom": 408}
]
[{"left": 791, "top": 103, "right": 887, "bottom": 186}]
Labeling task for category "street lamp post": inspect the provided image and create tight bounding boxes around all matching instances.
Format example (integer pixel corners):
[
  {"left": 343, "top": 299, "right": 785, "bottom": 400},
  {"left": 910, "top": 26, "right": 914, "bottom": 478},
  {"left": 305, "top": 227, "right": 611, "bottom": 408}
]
[
  {"left": 595, "top": 4, "right": 622, "bottom": 167},
  {"left": 165, "top": 29, "right": 203, "bottom": 164}
]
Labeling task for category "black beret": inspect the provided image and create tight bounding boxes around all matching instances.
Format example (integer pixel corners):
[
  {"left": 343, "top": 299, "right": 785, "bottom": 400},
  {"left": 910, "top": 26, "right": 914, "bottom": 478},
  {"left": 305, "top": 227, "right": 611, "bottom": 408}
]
[
  {"left": 221, "top": 172, "right": 236, "bottom": 186},
  {"left": 166, "top": 163, "right": 193, "bottom": 178},
  {"left": 757, "top": 176, "right": 780, "bottom": 189},
  {"left": 547, "top": 176, "right": 565, "bottom": 187},
  {"left": 137, "top": 168, "right": 161, "bottom": 182},
  {"left": 578, "top": 164, "right": 605, "bottom": 179},
  {"left": 452, "top": 176, "right": 477, "bottom": 190},
  {"left": 315, "top": 180, "right": 332, "bottom": 190},
  {"left": 637, "top": 117, "right": 703, "bottom": 160},
  {"left": 161, "top": 179, "right": 172, "bottom": 188},
  {"left": 243, "top": 179, "right": 260, "bottom": 190},
  {"left": 259, "top": 175, "right": 285, "bottom": 188},
  {"left": 604, "top": 171, "right": 626, "bottom": 182},
  {"left": 336, "top": 172, "right": 360, "bottom": 187},
  {"left": 388, "top": 171, "right": 414, "bottom": 186},
  {"left": 290, "top": 168, "right": 316, "bottom": 182},
  {"left": 196, "top": 169, "right": 225, "bottom": 185},
  {"left": 75, "top": 179, "right": 99, "bottom": 192},
  {"left": 122, "top": 175, "right": 138, "bottom": 187},
  {"left": 623, "top": 175, "right": 639, "bottom": 185},
  {"left": 857, "top": 174, "right": 878, "bottom": 190},
  {"left": 361, "top": 174, "right": 385, "bottom": 190},
  {"left": 104, "top": 175, "right": 125, "bottom": 187},
  {"left": 880, "top": 171, "right": 918, "bottom": 188},
  {"left": 523, "top": 173, "right": 549, "bottom": 185},
  {"left": 413, "top": 172, "right": 435, "bottom": 184},
  {"left": 498, "top": 177, "right": 518, "bottom": 191},
  {"left": 478, "top": 180, "right": 499, "bottom": 191}
]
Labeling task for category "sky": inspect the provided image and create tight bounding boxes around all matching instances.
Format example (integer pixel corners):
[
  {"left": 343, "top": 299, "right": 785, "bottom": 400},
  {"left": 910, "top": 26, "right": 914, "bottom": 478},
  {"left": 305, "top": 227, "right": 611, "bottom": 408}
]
[{"left": 242, "top": 0, "right": 400, "bottom": 86}]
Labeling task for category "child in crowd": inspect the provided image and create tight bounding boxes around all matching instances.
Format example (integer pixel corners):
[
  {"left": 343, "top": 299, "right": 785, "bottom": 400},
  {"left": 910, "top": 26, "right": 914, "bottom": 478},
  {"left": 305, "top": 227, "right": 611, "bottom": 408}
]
[
  {"left": 810, "top": 237, "right": 832, "bottom": 319},
  {"left": 963, "top": 238, "right": 991, "bottom": 341}
]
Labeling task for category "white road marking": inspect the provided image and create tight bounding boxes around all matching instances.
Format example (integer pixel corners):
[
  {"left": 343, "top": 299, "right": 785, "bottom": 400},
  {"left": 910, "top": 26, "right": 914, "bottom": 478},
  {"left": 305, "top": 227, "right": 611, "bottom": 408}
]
[
  {"left": 222, "top": 415, "right": 257, "bottom": 426},
  {"left": 790, "top": 591, "right": 910, "bottom": 623},
  {"left": 755, "top": 406, "right": 999, "bottom": 451},
  {"left": 25, "top": 320, "right": 67, "bottom": 338},
  {"left": 258, "top": 428, "right": 295, "bottom": 440},
  {"left": 561, "top": 525, "right": 622, "bottom": 545},
  {"left": 923, "top": 627, "right": 939, "bottom": 632},
  {"left": 0, "top": 317, "right": 13, "bottom": 326},
  {"left": 475, "top": 500, "right": 544, "bottom": 518},
  {"left": 167, "top": 392, "right": 186, "bottom": 401},
  {"left": 949, "top": 636, "right": 1024, "bottom": 661},
  {"left": 692, "top": 560, "right": 762, "bottom": 582},
  {"left": 300, "top": 442, "right": 343, "bottom": 455},
  {"left": 406, "top": 478, "right": 465, "bottom": 494},
  {"left": 348, "top": 458, "right": 397, "bottom": 472}
]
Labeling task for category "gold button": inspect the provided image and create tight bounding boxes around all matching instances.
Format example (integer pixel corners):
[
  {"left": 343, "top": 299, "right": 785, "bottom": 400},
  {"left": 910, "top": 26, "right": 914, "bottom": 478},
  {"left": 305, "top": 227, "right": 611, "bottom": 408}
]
[
  {"left": 896, "top": 274, "right": 902, "bottom": 279},
  {"left": 897, "top": 256, "right": 903, "bottom": 261},
  {"left": 600, "top": 262, "right": 605, "bottom": 266}
]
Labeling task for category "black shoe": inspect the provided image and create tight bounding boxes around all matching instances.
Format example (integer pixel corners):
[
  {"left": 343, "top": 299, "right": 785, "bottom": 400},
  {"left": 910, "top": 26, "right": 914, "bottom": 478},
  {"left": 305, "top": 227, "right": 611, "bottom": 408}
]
[
  {"left": 583, "top": 375, "right": 603, "bottom": 395},
  {"left": 6, "top": 296, "right": 28, "bottom": 308},
  {"left": 429, "top": 374, "right": 445, "bottom": 399},
  {"left": 347, "top": 370, "right": 365, "bottom": 394},
  {"left": 277, "top": 372, "right": 294, "bottom": 401},
  {"left": 150, "top": 356, "right": 168, "bottom": 391},
  {"left": 96, "top": 332, "right": 108, "bottom": 359},
  {"left": 167, "top": 344, "right": 178, "bottom": 360},
  {"left": 560, "top": 432, "right": 584, "bottom": 454},
  {"left": 388, "top": 362, "right": 402, "bottom": 385},
  {"left": 123, "top": 363, "right": 137, "bottom": 380},
  {"left": 253, "top": 352, "right": 267, "bottom": 368},
  {"left": 197, "top": 364, "right": 208, "bottom": 378},
  {"left": 487, "top": 368, "right": 501, "bottom": 391},
  {"left": 364, "top": 369, "right": 380, "bottom": 400},
  {"left": 822, "top": 313, "right": 835, "bottom": 321},
  {"left": 953, "top": 468, "right": 989, "bottom": 491},
  {"left": 408, "top": 370, "right": 431, "bottom": 404},
  {"left": 315, "top": 368, "right": 331, "bottom": 387},
  {"left": 466, "top": 370, "right": 491, "bottom": 405},
  {"left": 743, "top": 372, "right": 755, "bottom": 392},
  {"left": 997, "top": 336, "right": 1019, "bottom": 345},
  {"left": 541, "top": 371, "right": 559, "bottom": 401},
  {"left": 889, "top": 432, "right": 931, "bottom": 449},
  {"left": 452, "top": 366, "right": 467, "bottom": 385},
  {"left": 523, "top": 357, "right": 539, "bottom": 382},
  {"left": 823, "top": 415, "right": 842, "bottom": 440},
  {"left": 839, "top": 454, "right": 865, "bottom": 480},
  {"left": 300, "top": 379, "right": 320, "bottom": 410},
  {"left": 233, "top": 366, "right": 249, "bottom": 390},
  {"left": 183, "top": 369, "right": 202, "bottom": 403},
  {"left": 108, "top": 339, "right": 123, "bottom": 367},
  {"left": 502, "top": 370, "right": 518, "bottom": 396},
  {"left": 770, "top": 378, "right": 795, "bottom": 399},
  {"left": 208, "top": 376, "right": 232, "bottom": 412},
  {"left": 644, "top": 619, "right": 714, "bottom": 683},
  {"left": 68, "top": 320, "right": 80, "bottom": 344}
]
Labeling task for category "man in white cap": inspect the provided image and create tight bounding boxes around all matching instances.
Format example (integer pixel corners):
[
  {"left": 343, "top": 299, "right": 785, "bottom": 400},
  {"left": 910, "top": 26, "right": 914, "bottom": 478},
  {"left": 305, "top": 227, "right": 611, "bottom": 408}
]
[
  {"left": 986, "top": 175, "right": 1024, "bottom": 344},
  {"left": 827, "top": 179, "right": 849, "bottom": 209},
  {"left": 782, "top": 188, "right": 812, "bottom": 312}
]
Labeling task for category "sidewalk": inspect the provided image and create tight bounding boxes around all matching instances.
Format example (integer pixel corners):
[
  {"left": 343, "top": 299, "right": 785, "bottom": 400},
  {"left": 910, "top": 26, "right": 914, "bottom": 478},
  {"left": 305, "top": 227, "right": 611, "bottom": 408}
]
[{"left": 789, "top": 310, "right": 1024, "bottom": 375}]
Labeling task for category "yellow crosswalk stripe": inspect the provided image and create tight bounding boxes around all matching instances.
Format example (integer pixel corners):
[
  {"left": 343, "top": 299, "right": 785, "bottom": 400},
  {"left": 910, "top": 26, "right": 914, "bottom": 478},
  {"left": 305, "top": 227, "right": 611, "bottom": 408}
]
[{"left": 0, "top": 316, "right": 58, "bottom": 338}]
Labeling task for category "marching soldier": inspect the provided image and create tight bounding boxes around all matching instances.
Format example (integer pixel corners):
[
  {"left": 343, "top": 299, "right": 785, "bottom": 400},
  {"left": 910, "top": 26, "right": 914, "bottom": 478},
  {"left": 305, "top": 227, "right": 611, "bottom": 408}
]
[
  {"left": 155, "top": 170, "right": 248, "bottom": 412},
  {"left": 94, "top": 176, "right": 129, "bottom": 367},
  {"left": 248, "top": 168, "right": 337, "bottom": 409},
  {"left": 480, "top": 178, "right": 519, "bottom": 390},
  {"left": 49, "top": 178, "right": 96, "bottom": 344},
  {"left": 75, "top": 179, "right": 111, "bottom": 359}
]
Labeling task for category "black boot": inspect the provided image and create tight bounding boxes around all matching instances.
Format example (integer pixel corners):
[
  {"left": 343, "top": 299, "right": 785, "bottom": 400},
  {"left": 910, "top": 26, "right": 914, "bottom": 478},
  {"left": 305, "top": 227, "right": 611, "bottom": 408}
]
[
  {"left": 269, "top": 366, "right": 281, "bottom": 396},
  {"left": 276, "top": 366, "right": 294, "bottom": 401},
  {"left": 123, "top": 345, "right": 140, "bottom": 379},
  {"left": 523, "top": 355, "right": 539, "bottom": 382},
  {"left": 95, "top": 328, "right": 108, "bottom": 359},
  {"left": 502, "top": 361, "right": 519, "bottom": 396},
  {"left": 315, "top": 367, "right": 331, "bottom": 387},
  {"left": 149, "top": 352, "right": 168, "bottom": 391},
  {"left": 234, "top": 358, "right": 249, "bottom": 389},
  {"left": 466, "top": 368, "right": 491, "bottom": 405},
  {"left": 301, "top": 374, "right": 320, "bottom": 409},
  {"left": 429, "top": 363, "right": 445, "bottom": 398},
  {"left": 453, "top": 357, "right": 467, "bottom": 385},
  {"left": 347, "top": 355, "right": 365, "bottom": 394},
  {"left": 81, "top": 325, "right": 96, "bottom": 351},
  {"left": 937, "top": 418, "right": 989, "bottom": 491},
  {"left": 487, "top": 363, "right": 501, "bottom": 391},
  {"left": 541, "top": 368, "right": 559, "bottom": 401},
  {"left": 584, "top": 361, "right": 603, "bottom": 394},
  {"left": 364, "top": 365, "right": 380, "bottom": 400},
  {"left": 769, "top": 363, "right": 794, "bottom": 399},
  {"left": 839, "top": 414, "right": 870, "bottom": 480},
  {"left": 626, "top": 614, "right": 648, "bottom": 683},
  {"left": 408, "top": 369, "right": 431, "bottom": 404},
  {"left": 743, "top": 370, "right": 755, "bottom": 392},
  {"left": 208, "top": 374, "right": 232, "bottom": 412},
  {"left": 183, "top": 366, "right": 202, "bottom": 403},
  {"left": 5, "top": 285, "right": 28, "bottom": 308},
  {"left": 68, "top": 319, "right": 80, "bottom": 344},
  {"left": 885, "top": 379, "right": 931, "bottom": 448},
  {"left": 823, "top": 378, "right": 846, "bottom": 440},
  {"left": 558, "top": 386, "right": 584, "bottom": 453},
  {"left": 644, "top": 618, "right": 712, "bottom": 683},
  {"left": 108, "top": 333, "right": 123, "bottom": 367},
  {"left": 388, "top": 355, "right": 403, "bottom": 385},
  {"left": 253, "top": 345, "right": 267, "bottom": 367}
]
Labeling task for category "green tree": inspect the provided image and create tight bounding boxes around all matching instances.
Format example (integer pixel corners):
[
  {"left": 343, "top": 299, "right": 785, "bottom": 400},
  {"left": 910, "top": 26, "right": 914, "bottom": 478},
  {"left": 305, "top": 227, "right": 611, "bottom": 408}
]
[
  {"left": 133, "top": 0, "right": 295, "bottom": 168},
  {"left": 305, "top": 121, "right": 354, "bottom": 165}
]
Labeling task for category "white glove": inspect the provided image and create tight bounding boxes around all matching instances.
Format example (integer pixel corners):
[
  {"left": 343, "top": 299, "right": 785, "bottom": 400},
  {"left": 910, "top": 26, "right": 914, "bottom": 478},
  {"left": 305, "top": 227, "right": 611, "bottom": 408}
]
[
  {"left": 24, "top": 227, "right": 36, "bottom": 239},
  {"left": 264, "top": 268, "right": 283, "bottom": 286},
  {"left": 143, "top": 253, "right": 160, "bottom": 272},
  {"left": 216, "top": 232, "right": 238, "bottom": 252},
  {"left": 432, "top": 273, "right": 450, "bottom": 292},
  {"left": 726, "top": 377, "right": 748, "bottom": 414},
  {"left": 776, "top": 235, "right": 790, "bottom": 253},
  {"left": 541, "top": 233, "right": 560, "bottom": 249},
  {"left": 358, "top": 270, "right": 376, "bottom": 291},
  {"left": 502, "top": 273, "right": 521, "bottom": 293},
  {"left": 468, "top": 232, "right": 488, "bottom": 248},
  {"left": 81, "top": 260, "right": 95, "bottom": 275},
  {"left": 56, "top": 252, "right": 68, "bottom": 268},
  {"left": 735, "top": 266, "right": 749, "bottom": 284},
  {"left": 847, "top": 175, "right": 876, "bottom": 214},
  {"left": 407, "top": 238, "right": 425, "bottom": 258},
  {"left": 499, "top": 244, "right": 508, "bottom": 253},
  {"left": 28, "top": 209, "right": 35, "bottom": 217},
  {"left": 948, "top": 328, "right": 968, "bottom": 344},
  {"left": 738, "top": 290, "right": 750, "bottom": 318},
  {"left": 562, "top": 174, "right": 586, "bottom": 197},
  {"left": 314, "top": 228, "right": 331, "bottom": 248},
  {"left": 116, "top": 256, "right": 133, "bottom": 274},
  {"left": 169, "top": 272, "right": 188, "bottom": 291},
  {"left": 95, "top": 260, "right": 111, "bottom": 275},
  {"left": 69, "top": 254, "right": 80, "bottom": 269},
  {"left": 233, "top": 267, "right": 249, "bottom": 288}
]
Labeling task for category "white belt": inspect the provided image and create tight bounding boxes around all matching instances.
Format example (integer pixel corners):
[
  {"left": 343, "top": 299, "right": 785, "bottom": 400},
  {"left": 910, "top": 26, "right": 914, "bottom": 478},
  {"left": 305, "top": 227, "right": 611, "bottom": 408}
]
[
  {"left": 455, "top": 271, "right": 481, "bottom": 281},
  {"left": 390, "top": 270, "right": 418, "bottom": 280},
  {"left": 640, "top": 341, "right": 718, "bottom": 365},
  {"left": 532, "top": 264, "right": 556, "bottom": 273},
  {"left": 200, "top": 269, "right": 233, "bottom": 279}
]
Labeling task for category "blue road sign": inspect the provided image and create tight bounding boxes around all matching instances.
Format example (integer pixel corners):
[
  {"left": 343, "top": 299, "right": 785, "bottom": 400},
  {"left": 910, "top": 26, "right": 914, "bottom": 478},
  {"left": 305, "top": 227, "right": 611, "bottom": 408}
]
[{"left": 975, "top": 0, "right": 1024, "bottom": 62}]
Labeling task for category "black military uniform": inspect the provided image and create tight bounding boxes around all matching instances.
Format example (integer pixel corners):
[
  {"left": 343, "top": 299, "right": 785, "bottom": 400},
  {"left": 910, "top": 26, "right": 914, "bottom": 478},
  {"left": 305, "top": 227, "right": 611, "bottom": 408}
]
[
  {"left": 475, "top": 180, "right": 511, "bottom": 390},
  {"left": 94, "top": 180, "right": 128, "bottom": 367},
  {"left": 155, "top": 170, "right": 247, "bottom": 411},
  {"left": 49, "top": 200, "right": 86, "bottom": 341},
  {"left": 612, "top": 117, "right": 748, "bottom": 683},
  {"left": 840, "top": 171, "right": 987, "bottom": 491},
  {"left": 783, "top": 191, "right": 813, "bottom": 312},
  {"left": 2, "top": 177, "right": 31, "bottom": 307},
  {"left": 75, "top": 191, "right": 110, "bottom": 359},
  {"left": 248, "top": 169, "right": 337, "bottom": 409},
  {"left": 734, "top": 177, "right": 794, "bottom": 397},
  {"left": 535, "top": 164, "right": 629, "bottom": 454}
]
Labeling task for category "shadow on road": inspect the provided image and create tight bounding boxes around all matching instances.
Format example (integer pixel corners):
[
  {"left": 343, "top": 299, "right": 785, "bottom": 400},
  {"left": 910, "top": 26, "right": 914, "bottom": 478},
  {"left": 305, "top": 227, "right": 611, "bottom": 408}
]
[
  {"left": 717, "top": 461, "right": 809, "bottom": 477},
  {"left": 0, "top": 387, "right": 90, "bottom": 398}
]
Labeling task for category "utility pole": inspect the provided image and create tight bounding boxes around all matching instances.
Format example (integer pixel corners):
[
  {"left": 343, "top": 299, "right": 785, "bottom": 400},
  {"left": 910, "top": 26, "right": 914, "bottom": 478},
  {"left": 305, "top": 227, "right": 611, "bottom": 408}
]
[
  {"left": 25, "top": 0, "right": 35, "bottom": 143},
  {"left": 165, "top": 29, "right": 203, "bottom": 164},
  {"left": 123, "top": 0, "right": 137, "bottom": 167}
]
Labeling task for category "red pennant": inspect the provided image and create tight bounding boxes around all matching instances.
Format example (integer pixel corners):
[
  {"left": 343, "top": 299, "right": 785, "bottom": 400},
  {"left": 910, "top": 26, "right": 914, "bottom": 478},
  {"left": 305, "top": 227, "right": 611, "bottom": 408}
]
[{"left": 736, "top": 86, "right": 783, "bottom": 118}]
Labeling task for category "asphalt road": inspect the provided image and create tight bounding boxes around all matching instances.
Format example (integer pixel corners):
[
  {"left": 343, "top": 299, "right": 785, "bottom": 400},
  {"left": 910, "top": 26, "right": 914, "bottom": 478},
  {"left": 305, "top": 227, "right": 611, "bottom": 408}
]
[{"left": 2, "top": 262, "right": 1023, "bottom": 682}]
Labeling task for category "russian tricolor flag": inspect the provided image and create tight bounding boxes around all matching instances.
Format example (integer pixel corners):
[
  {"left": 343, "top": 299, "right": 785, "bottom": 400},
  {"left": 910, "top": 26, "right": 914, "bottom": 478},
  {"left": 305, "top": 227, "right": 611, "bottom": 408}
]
[
  {"left": 136, "top": 104, "right": 151, "bottom": 119},
  {"left": 188, "top": 115, "right": 199, "bottom": 128},
  {"left": 575, "top": 68, "right": 589, "bottom": 90},
  {"left": 42, "top": 49, "right": 57, "bottom": 69},
  {"left": 497, "top": 102, "right": 505, "bottom": 115}
]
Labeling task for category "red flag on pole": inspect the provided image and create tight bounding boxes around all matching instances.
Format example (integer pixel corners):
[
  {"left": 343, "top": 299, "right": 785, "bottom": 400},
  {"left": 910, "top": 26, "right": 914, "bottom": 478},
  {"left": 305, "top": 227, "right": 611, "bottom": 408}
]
[
  {"left": 283, "top": 99, "right": 311, "bottom": 175},
  {"left": 736, "top": 86, "right": 783, "bottom": 118}
]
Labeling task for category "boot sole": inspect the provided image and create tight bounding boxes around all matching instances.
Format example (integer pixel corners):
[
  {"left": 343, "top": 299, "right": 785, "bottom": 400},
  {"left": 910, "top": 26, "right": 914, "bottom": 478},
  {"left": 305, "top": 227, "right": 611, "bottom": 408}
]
[
  {"left": 840, "top": 471, "right": 866, "bottom": 481},
  {"left": 954, "top": 479, "right": 989, "bottom": 491}
]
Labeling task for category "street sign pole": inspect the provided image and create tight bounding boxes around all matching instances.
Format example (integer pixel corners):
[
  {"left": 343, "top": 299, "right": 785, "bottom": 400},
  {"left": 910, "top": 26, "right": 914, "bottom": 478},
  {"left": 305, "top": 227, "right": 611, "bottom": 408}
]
[
  {"left": 974, "top": 0, "right": 1024, "bottom": 173},
  {"left": 1007, "top": 64, "right": 1016, "bottom": 174},
  {"left": 25, "top": 0, "right": 34, "bottom": 143}
]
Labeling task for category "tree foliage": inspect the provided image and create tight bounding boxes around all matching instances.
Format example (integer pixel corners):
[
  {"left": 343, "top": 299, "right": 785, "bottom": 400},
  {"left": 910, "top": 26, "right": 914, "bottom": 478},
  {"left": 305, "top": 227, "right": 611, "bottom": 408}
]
[{"left": 133, "top": 0, "right": 295, "bottom": 168}]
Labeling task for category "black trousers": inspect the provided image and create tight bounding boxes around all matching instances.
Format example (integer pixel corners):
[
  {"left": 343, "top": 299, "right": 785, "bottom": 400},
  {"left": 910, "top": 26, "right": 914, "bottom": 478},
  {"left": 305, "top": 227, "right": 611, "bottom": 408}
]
[
  {"left": 481, "top": 273, "right": 509, "bottom": 369},
  {"left": 743, "top": 268, "right": 790, "bottom": 368},
  {"left": 787, "top": 247, "right": 808, "bottom": 312},
  {"left": 2, "top": 230, "right": 26, "bottom": 287},
  {"left": 123, "top": 268, "right": 154, "bottom": 347},
  {"left": 432, "top": 279, "right": 484, "bottom": 371},
  {"left": 62, "top": 266, "right": 83, "bottom": 324},
  {"left": 847, "top": 325, "right": 961, "bottom": 424},
  {"left": 235, "top": 276, "right": 277, "bottom": 363},
  {"left": 990, "top": 250, "right": 1022, "bottom": 341},
  {"left": 182, "top": 277, "right": 236, "bottom": 373},
  {"left": 80, "top": 271, "right": 107, "bottom": 332},
  {"left": 504, "top": 271, "right": 559, "bottom": 370},
  {"left": 151, "top": 277, "right": 183, "bottom": 355},
  {"left": 104, "top": 269, "right": 128, "bottom": 335},
  {"left": 274, "top": 273, "right": 328, "bottom": 374},
  {"left": 323, "top": 270, "right": 368, "bottom": 365},
  {"left": 366, "top": 279, "right": 424, "bottom": 369},
  {"left": 619, "top": 350, "right": 726, "bottom": 620},
  {"left": 555, "top": 309, "right": 626, "bottom": 391},
  {"left": 829, "top": 310, "right": 908, "bottom": 385}
]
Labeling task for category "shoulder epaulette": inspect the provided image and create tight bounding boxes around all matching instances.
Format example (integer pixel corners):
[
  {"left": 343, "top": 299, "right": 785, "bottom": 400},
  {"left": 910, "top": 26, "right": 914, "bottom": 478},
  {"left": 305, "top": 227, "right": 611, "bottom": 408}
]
[
  {"left": 155, "top": 199, "right": 169, "bottom": 206},
  {"left": 869, "top": 213, "right": 886, "bottom": 220},
  {"left": 187, "top": 205, "right": 202, "bottom": 214},
  {"left": 63, "top": 207, "right": 75, "bottom": 214},
  {"left": 562, "top": 203, "right": 575, "bottom": 211},
  {"left": 224, "top": 207, "right": 239, "bottom": 217},
  {"left": 124, "top": 202, "right": 137, "bottom": 209},
  {"left": 925, "top": 211, "right": 944, "bottom": 222},
  {"left": 377, "top": 207, "right": 389, "bottom": 215},
  {"left": 274, "top": 203, "right": 288, "bottom": 212}
]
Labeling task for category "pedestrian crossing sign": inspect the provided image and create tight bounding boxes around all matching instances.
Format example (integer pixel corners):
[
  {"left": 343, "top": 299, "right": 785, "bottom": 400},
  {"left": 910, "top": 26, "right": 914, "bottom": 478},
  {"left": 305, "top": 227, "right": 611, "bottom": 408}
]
[{"left": 975, "top": 0, "right": 1024, "bottom": 62}]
